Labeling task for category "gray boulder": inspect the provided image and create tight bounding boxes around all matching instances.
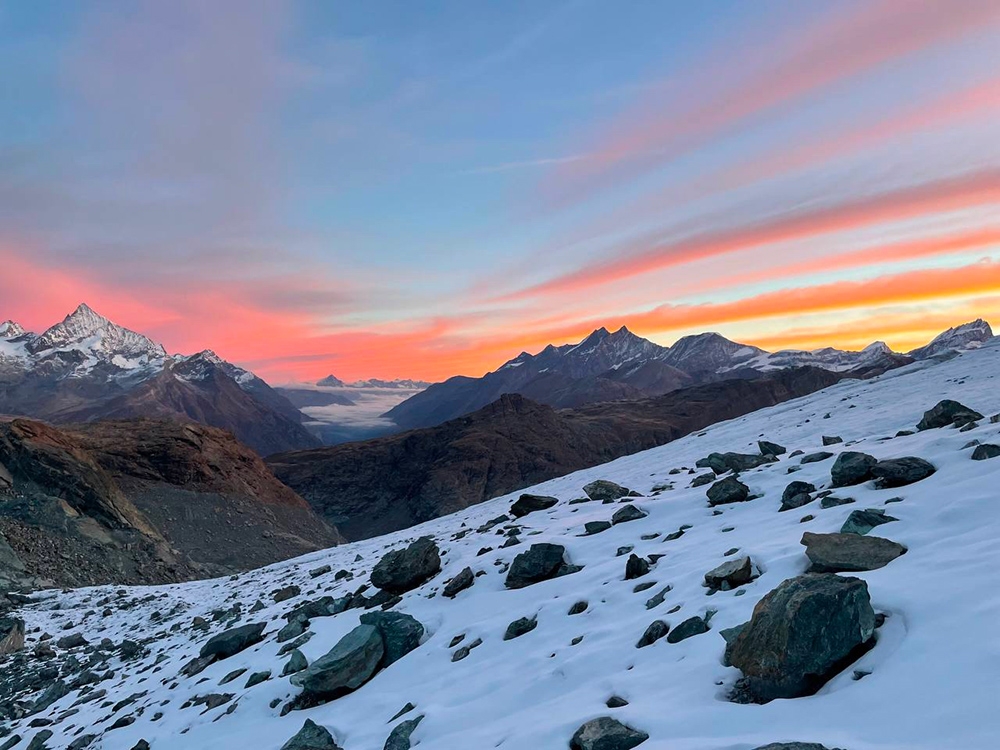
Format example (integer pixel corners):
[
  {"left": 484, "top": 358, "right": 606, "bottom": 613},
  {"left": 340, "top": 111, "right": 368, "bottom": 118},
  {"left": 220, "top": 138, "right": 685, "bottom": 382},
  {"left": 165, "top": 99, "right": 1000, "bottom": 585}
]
[
  {"left": 281, "top": 719, "right": 342, "bottom": 750},
  {"left": 584, "top": 521, "right": 612, "bottom": 535},
  {"left": 624, "top": 554, "right": 650, "bottom": 581},
  {"left": 570, "top": 717, "right": 649, "bottom": 750},
  {"left": 840, "top": 508, "right": 897, "bottom": 536},
  {"left": 282, "top": 649, "right": 308, "bottom": 677},
  {"left": 780, "top": 481, "right": 815, "bottom": 512},
  {"left": 503, "top": 616, "right": 537, "bottom": 641},
  {"left": 442, "top": 567, "right": 474, "bottom": 599},
  {"left": 583, "top": 480, "right": 632, "bottom": 502},
  {"left": 371, "top": 537, "right": 441, "bottom": 595},
  {"left": 871, "top": 457, "right": 935, "bottom": 487},
  {"left": 291, "top": 624, "right": 384, "bottom": 698},
  {"left": 830, "top": 452, "right": 877, "bottom": 487},
  {"left": 706, "top": 476, "right": 750, "bottom": 506},
  {"left": 636, "top": 620, "right": 669, "bottom": 648},
  {"left": 505, "top": 543, "right": 580, "bottom": 589},
  {"left": 612, "top": 504, "right": 647, "bottom": 524},
  {"left": 510, "top": 494, "right": 558, "bottom": 518},
  {"left": 801, "top": 532, "right": 906, "bottom": 572},
  {"left": 728, "top": 573, "right": 875, "bottom": 702},
  {"left": 704, "top": 556, "right": 756, "bottom": 591},
  {"left": 359, "top": 611, "right": 424, "bottom": 667},
  {"left": 799, "top": 451, "right": 834, "bottom": 464},
  {"left": 821, "top": 436, "right": 843, "bottom": 446},
  {"left": 697, "top": 452, "right": 775, "bottom": 474},
  {"left": 758, "top": 440, "right": 786, "bottom": 456},
  {"left": 199, "top": 622, "right": 265, "bottom": 661},
  {"left": 383, "top": 715, "right": 424, "bottom": 750},
  {"left": 666, "top": 615, "right": 710, "bottom": 643},
  {"left": 972, "top": 443, "right": 1000, "bottom": 460},
  {"left": 917, "top": 399, "right": 983, "bottom": 430}
]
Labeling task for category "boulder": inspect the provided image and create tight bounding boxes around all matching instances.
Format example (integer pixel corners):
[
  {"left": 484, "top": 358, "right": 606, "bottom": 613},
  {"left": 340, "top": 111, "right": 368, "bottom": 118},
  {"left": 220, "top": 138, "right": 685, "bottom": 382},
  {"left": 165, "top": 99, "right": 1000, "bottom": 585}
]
[
  {"left": 830, "top": 452, "right": 877, "bottom": 487},
  {"left": 583, "top": 480, "right": 632, "bottom": 502},
  {"left": 697, "top": 452, "right": 775, "bottom": 474},
  {"left": 505, "top": 543, "right": 580, "bottom": 589},
  {"left": 282, "top": 649, "right": 308, "bottom": 677},
  {"left": 0, "top": 617, "right": 24, "bottom": 655},
  {"left": 199, "top": 622, "right": 266, "bottom": 661},
  {"left": 503, "top": 616, "right": 537, "bottom": 641},
  {"left": 871, "top": 457, "right": 935, "bottom": 487},
  {"left": 821, "top": 436, "right": 843, "bottom": 446},
  {"left": 840, "top": 508, "right": 897, "bottom": 536},
  {"left": 371, "top": 537, "right": 441, "bottom": 595},
  {"left": 510, "top": 494, "right": 558, "bottom": 518},
  {"left": 666, "top": 615, "right": 710, "bottom": 643},
  {"left": 691, "top": 473, "right": 715, "bottom": 487},
  {"left": 917, "top": 399, "right": 983, "bottom": 430},
  {"left": 801, "top": 532, "right": 906, "bottom": 572},
  {"left": 383, "top": 715, "right": 424, "bottom": 750},
  {"left": 442, "top": 567, "right": 474, "bottom": 599},
  {"left": 273, "top": 585, "right": 301, "bottom": 603},
  {"left": 611, "top": 504, "right": 647, "bottom": 524},
  {"left": 728, "top": 573, "right": 875, "bottom": 702},
  {"left": 704, "top": 556, "right": 756, "bottom": 591},
  {"left": 780, "top": 481, "right": 815, "bottom": 512},
  {"left": 799, "top": 451, "right": 833, "bottom": 464},
  {"left": 624, "top": 554, "right": 650, "bottom": 580},
  {"left": 359, "top": 611, "right": 424, "bottom": 667},
  {"left": 584, "top": 521, "right": 612, "bottom": 535},
  {"left": 758, "top": 440, "right": 786, "bottom": 456},
  {"left": 291, "top": 624, "right": 384, "bottom": 698},
  {"left": 972, "top": 443, "right": 1000, "bottom": 460},
  {"left": 636, "top": 620, "right": 669, "bottom": 648},
  {"left": 281, "top": 719, "right": 342, "bottom": 750},
  {"left": 706, "top": 476, "right": 750, "bottom": 506},
  {"left": 570, "top": 717, "right": 648, "bottom": 750}
]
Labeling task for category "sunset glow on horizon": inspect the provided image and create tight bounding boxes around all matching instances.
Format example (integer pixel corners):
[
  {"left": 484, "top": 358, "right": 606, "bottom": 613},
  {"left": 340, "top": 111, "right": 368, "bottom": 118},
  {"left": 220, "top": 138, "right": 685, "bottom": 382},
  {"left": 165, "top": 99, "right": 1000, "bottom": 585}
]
[{"left": 2, "top": 0, "right": 998, "bottom": 383}]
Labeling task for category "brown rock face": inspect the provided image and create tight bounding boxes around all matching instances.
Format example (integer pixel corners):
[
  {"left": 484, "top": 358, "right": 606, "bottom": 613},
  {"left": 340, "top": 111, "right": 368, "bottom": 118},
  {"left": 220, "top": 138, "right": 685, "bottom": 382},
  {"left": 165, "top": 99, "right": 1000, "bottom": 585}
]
[
  {"left": 0, "top": 417, "right": 341, "bottom": 587},
  {"left": 271, "top": 367, "right": 843, "bottom": 540}
]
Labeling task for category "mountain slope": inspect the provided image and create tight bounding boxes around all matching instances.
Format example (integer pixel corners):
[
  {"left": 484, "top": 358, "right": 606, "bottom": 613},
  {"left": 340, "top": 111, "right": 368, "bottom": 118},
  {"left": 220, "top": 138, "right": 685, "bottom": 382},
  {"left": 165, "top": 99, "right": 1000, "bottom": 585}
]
[
  {"left": 0, "top": 305, "right": 319, "bottom": 454},
  {"left": 0, "top": 417, "right": 341, "bottom": 587},
  {"left": 4, "top": 335, "right": 999, "bottom": 749},
  {"left": 386, "top": 321, "right": 988, "bottom": 430},
  {"left": 270, "top": 367, "right": 842, "bottom": 540}
]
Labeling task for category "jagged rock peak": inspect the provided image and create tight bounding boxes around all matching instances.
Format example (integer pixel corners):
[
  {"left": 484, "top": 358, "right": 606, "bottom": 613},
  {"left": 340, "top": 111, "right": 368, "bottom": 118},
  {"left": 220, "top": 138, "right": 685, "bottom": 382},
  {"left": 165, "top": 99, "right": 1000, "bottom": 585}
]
[
  {"left": 0, "top": 320, "right": 26, "bottom": 338},
  {"left": 28, "top": 303, "right": 167, "bottom": 360},
  {"left": 908, "top": 319, "right": 994, "bottom": 359}
]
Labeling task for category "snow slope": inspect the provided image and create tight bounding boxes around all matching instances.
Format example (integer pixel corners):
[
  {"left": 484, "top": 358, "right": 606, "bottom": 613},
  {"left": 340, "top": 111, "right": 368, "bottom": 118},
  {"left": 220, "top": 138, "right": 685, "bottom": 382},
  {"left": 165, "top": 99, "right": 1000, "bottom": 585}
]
[{"left": 9, "top": 340, "right": 1000, "bottom": 749}]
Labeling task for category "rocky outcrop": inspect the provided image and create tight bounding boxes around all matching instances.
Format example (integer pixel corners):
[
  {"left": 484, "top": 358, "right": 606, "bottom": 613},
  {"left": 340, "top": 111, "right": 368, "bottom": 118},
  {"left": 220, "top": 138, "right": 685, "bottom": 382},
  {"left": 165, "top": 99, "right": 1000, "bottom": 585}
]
[
  {"left": 728, "top": 574, "right": 876, "bottom": 702},
  {"left": 269, "top": 368, "right": 844, "bottom": 540},
  {"left": 801, "top": 532, "right": 907, "bottom": 572},
  {"left": 917, "top": 400, "right": 983, "bottom": 430}
]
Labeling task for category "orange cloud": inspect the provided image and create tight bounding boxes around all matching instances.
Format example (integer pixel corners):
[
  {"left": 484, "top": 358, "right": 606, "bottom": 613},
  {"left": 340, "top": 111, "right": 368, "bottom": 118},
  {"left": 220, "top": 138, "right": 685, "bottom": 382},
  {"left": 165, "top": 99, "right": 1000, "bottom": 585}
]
[{"left": 506, "top": 168, "right": 1000, "bottom": 301}]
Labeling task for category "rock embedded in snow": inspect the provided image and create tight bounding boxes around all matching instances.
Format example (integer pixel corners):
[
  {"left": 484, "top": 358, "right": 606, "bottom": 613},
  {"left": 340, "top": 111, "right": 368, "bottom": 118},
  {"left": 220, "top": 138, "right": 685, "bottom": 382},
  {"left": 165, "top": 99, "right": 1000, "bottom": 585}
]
[
  {"left": 830, "top": 451, "right": 877, "bottom": 487},
  {"left": 704, "top": 556, "right": 756, "bottom": 591},
  {"left": 666, "top": 615, "right": 710, "bottom": 643},
  {"left": 510, "top": 494, "right": 558, "bottom": 518},
  {"left": 505, "top": 543, "right": 580, "bottom": 589},
  {"left": 636, "top": 620, "right": 669, "bottom": 648},
  {"left": 691, "top": 472, "right": 715, "bottom": 487},
  {"left": 370, "top": 537, "right": 442, "bottom": 595},
  {"left": 624, "top": 554, "right": 650, "bottom": 580},
  {"left": 801, "top": 532, "right": 907, "bottom": 572},
  {"left": 780, "top": 480, "right": 815, "bottom": 511},
  {"left": 972, "top": 443, "right": 1000, "bottom": 460},
  {"left": 821, "top": 435, "right": 843, "bottom": 446},
  {"left": 583, "top": 480, "right": 632, "bottom": 502},
  {"left": 291, "top": 624, "right": 384, "bottom": 701},
  {"left": 584, "top": 521, "right": 612, "bottom": 535},
  {"left": 729, "top": 573, "right": 875, "bottom": 702},
  {"left": 280, "top": 719, "right": 342, "bottom": 750},
  {"left": 799, "top": 451, "right": 833, "bottom": 464},
  {"left": 697, "top": 452, "right": 775, "bottom": 474},
  {"left": 840, "top": 508, "right": 897, "bottom": 536},
  {"left": 917, "top": 399, "right": 984, "bottom": 430},
  {"left": 871, "top": 457, "right": 936, "bottom": 488},
  {"left": 706, "top": 475, "right": 750, "bottom": 506},
  {"left": 198, "top": 622, "right": 265, "bottom": 661},
  {"left": 503, "top": 616, "right": 537, "bottom": 641},
  {"left": 282, "top": 649, "right": 308, "bottom": 676},
  {"left": 758, "top": 440, "right": 786, "bottom": 456},
  {"left": 383, "top": 715, "right": 424, "bottom": 750},
  {"left": 358, "top": 611, "right": 424, "bottom": 667},
  {"left": 611, "top": 504, "right": 647, "bottom": 524},
  {"left": 442, "top": 567, "right": 475, "bottom": 598},
  {"left": 569, "top": 716, "right": 649, "bottom": 750},
  {"left": 273, "top": 585, "right": 301, "bottom": 603}
]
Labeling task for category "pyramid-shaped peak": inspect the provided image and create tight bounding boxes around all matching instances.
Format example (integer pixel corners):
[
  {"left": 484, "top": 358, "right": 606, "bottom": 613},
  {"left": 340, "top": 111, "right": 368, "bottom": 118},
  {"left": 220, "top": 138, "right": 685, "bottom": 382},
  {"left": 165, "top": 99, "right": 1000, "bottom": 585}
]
[
  {"left": 0, "top": 320, "right": 26, "bottom": 338},
  {"left": 29, "top": 303, "right": 166, "bottom": 361}
]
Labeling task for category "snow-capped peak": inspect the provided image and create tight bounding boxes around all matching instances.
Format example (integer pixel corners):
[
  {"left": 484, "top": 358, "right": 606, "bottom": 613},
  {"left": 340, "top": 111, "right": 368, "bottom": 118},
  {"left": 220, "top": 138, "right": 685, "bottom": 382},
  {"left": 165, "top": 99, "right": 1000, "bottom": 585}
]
[
  {"left": 27, "top": 303, "right": 167, "bottom": 362},
  {"left": 908, "top": 319, "right": 994, "bottom": 360},
  {"left": 0, "top": 320, "right": 26, "bottom": 338}
]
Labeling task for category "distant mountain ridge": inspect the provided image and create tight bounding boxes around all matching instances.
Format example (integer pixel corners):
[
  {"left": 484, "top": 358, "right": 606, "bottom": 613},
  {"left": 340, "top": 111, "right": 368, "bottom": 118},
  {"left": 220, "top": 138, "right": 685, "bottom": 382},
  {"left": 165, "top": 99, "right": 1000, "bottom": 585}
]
[
  {"left": 0, "top": 304, "right": 320, "bottom": 455},
  {"left": 386, "top": 320, "right": 993, "bottom": 429},
  {"left": 316, "top": 374, "right": 429, "bottom": 389}
]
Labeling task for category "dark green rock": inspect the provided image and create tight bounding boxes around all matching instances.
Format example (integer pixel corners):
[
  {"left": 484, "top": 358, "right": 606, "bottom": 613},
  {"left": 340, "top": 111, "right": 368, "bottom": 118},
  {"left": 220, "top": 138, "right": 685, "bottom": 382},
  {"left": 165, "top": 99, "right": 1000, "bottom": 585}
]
[
  {"left": 569, "top": 717, "right": 648, "bottom": 750},
  {"left": 666, "top": 615, "right": 709, "bottom": 643},
  {"left": 706, "top": 476, "right": 750, "bottom": 506},
  {"left": 503, "top": 616, "right": 537, "bottom": 641},
  {"left": 801, "top": 532, "right": 906, "bottom": 573},
  {"left": 840, "top": 508, "right": 897, "bottom": 536},
  {"left": 917, "top": 399, "right": 983, "bottom": 430},
  {"left": 871, "top": 456, "right": 935, "bottom": 487},
  {"left": 359, "top": 611, "right": 424, "bottom": 667},
  {"left": 830, "top": 451, "right": 877, "bottom": 487},
  {"left": 371, "top": 537, "right": 441, "bottom": 595},
  {"left": 290, "top": 624, "right": 384, "bottom": 698},
  {"left": 281, "top": 719, "right": 342, "bottom": 750},
  {"left": 199, "top": 622, "right": 266, "bottom": 661},
  {"left": 383, "top": 715, "right": 424, "bottom": 750}
]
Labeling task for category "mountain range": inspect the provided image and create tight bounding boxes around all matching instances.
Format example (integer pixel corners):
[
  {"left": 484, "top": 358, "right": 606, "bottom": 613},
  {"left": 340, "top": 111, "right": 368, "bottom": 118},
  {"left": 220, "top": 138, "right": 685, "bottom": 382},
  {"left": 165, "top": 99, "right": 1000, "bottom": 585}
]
[
  {"left": 385, "top": 320, "right": 993, "bottom": 429},
  {"left": 0, "top": 304, "right": 320, "bottom": 455}
]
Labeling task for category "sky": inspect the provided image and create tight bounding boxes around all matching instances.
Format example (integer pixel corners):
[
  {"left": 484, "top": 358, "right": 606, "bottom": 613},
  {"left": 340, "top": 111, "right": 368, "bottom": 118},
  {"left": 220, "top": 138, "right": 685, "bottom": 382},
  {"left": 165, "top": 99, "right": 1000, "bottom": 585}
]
[{"left": 1, "top": 0, "right": 998, "bottom": 383}]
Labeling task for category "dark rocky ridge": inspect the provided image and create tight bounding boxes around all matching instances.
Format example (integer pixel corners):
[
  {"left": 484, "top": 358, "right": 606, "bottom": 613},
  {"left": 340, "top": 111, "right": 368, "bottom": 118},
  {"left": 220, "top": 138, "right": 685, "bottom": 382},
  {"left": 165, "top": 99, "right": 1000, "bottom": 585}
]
[
  {"left": 270, "top": 367, "right": 842, "bottom": 540},
  {"left": 0, "top": 418, "right": 341, "bottom": 588}
]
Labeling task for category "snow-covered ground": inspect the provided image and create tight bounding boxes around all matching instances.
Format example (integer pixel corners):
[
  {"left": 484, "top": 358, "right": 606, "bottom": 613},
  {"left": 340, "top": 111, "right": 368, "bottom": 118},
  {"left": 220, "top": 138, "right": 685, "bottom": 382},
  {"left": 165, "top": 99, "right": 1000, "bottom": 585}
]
[{"left": 9, "top": 341, "right": 1000, "bottom": 749}]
